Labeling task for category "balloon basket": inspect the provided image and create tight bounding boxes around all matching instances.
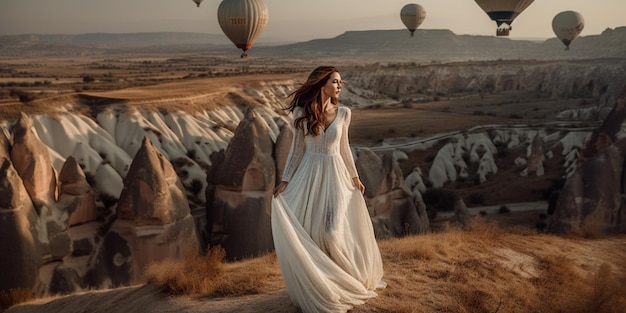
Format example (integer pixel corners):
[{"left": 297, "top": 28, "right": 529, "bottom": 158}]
[
  {"left": 496, "top": 24, "right": 511, "bottom": 36},
  {"left": 496, "top": 28, "right": 510, "bottom": 36},
  {"left": 240, "top": 53, "right": 248, "bottom": 59}
]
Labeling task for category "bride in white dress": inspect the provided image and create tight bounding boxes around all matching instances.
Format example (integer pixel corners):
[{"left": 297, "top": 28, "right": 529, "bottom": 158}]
[{"left": 272, "top": 66, "right": 386, "bottom": 313}]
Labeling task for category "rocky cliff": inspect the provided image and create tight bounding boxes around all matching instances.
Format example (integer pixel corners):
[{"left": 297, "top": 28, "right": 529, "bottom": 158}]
[{"left": 343, "top": 59, "right": 626, "bottom": 103}]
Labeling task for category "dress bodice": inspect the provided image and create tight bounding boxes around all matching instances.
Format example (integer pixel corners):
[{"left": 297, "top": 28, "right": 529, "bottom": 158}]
[
  {"left": 303, "top": 109, "right": 343, "bottom": 155},
  {"left": 281, "top": 106, "right": 359, "bottom": 182}
]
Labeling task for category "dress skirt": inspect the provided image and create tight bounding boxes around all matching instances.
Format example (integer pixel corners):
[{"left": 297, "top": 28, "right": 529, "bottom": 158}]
[{"left": 271, "top": 151, "right": 386, "bottom": 313}]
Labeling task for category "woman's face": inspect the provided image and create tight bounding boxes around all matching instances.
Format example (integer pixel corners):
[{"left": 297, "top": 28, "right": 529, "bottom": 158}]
[{"left": 321, "top": 72, "right": 342, "bottom": 100}]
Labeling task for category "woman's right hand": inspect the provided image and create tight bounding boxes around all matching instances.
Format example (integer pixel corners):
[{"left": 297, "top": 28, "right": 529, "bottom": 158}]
[{"left": 273, "top": 181, "right": 289, "bottom": 198}]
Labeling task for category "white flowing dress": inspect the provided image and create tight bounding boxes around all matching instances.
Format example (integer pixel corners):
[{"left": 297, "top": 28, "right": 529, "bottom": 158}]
[{"left": 272, "top": 106, "right": 386, "bottom": 313}]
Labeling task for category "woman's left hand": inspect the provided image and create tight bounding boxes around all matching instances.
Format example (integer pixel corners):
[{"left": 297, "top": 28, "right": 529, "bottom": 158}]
[{"left": 352, "top": 177, "right": 365, "bottom": 194}]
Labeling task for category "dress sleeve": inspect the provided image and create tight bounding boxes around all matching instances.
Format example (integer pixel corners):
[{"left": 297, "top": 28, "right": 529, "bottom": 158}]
[
  {"left": 339, "top": 107, "right": 359, "bottom": 178},
  {"left": 281, "top": 107, "right": 305, "bottom": 182}
]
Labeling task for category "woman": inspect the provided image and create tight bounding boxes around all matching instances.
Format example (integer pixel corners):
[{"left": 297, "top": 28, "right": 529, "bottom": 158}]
[{"left": 272, "top": 66, "right": 386, "bottom": 313}]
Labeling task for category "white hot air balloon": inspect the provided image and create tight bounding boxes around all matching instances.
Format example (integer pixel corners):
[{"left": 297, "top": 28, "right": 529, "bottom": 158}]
[
  {"left": 552, "top": 11, "right": 585, "bottom": 50},
  {"left": 217, "top": 0, "right": 269, "bottom": 59},
  {"left": 400, "top": 3, "right": 427, "bottom": 37},
  {"left": 193, "top": 0, "right": 204, "bottom": 7},
  {"left": 474, "top": 0, "right": 535, "bottom": 36}
]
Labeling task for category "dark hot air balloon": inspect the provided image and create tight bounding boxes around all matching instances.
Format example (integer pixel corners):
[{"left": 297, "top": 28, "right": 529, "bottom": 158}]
[
  {"left": 474, "top": 0, "right": 534, "bottom": 36},
  {"left": 193, "top": 0, "right": 204, "bottom": 8}
]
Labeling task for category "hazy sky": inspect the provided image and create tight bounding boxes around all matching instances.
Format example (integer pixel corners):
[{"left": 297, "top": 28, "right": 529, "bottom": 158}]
[{"left": 1, "top": 0, "right": 625, "bottom": 42}]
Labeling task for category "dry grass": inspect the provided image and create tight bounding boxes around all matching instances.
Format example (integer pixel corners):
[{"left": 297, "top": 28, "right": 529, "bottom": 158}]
[
  {"left": 135, "top": 219, "right": 626, "bottom": 313},
  {"left": 358, "top": 219, "right": 626, "bottom": 313},
  {"left": 143, "top": 246, "right": 284, "bottom": 298},
  {"left": 0, "top": 288, "right": 35, "bottom": 311}
]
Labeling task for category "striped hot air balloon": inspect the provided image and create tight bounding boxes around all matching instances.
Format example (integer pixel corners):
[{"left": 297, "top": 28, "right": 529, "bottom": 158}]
[
  {"left": 217, "top": 0, "right": 269, "bottom": 58},
  {"left": 474, "top": 0, "right": 535, "bottom": 36},
  {"left": 400, "top": 3, "right": 427, "bottom": 37}
]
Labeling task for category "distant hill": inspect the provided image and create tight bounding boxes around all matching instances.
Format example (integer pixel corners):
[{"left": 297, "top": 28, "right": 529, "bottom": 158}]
[
  {"left": 0, "top": 32, "right": 233, "bottom": 56},
  {"left": 1, "top": 27, "right": 625, "bottom": 61},
  {"left": 255, "top": 27, "right": 626, "bottom": 61},
  {"left": 0, "top": 32, "right": 231, "bottom": 47}
]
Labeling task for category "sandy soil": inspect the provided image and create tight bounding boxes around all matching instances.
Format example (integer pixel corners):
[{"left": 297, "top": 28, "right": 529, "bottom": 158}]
[{"left": 7, "top": 286, "right": 297, "bottom": 313}]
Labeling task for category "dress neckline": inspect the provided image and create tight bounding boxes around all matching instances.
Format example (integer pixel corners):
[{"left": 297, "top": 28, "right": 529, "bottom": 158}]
[{"left": 323, "top": 106, "right": 340, "bottom": 132}]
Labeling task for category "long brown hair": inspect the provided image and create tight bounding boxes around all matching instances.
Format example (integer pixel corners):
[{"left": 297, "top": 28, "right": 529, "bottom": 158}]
[{"left": 285, "top": 66, "right": 339, "bottom": 136}]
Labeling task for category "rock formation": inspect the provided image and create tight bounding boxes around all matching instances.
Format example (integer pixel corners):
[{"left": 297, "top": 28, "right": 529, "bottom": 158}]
[
  {"left": 547, "top": 85, "right": 626, "bottom": 235},
  {"left": 205, "top": 107, "right": 275, "bottom": 260},
  {"left": 453, "top": 198, "right": 471, "bottom": 227},
  {"left": 56, "top": 156, "right": 98, "bottom": 226},
  {"left": 11, "top": 113, "right": 57, "bottom": 211},
  {"left": 36, "top": 156, "right": 103, "bottom": 295},
  {"left": 0, "top": 133, "right": 42, "bottom": 292},
  {"left": 521, "top": 135, "right": 545, "bottom": 177},
  {"left": 112, "top": 137, "right": 199, "bottom": 281},
  {"left": 546, "top": 139, "right": 626, "bottom": 235},
  {"left": 356, "top": 148, "right": 430, "bottom": 238},
  {"left": 580, "top": 85, "right": 626, "bottom": 161},
  {"left": 0, "top": 130, "right": 9, "bottom": 157}
]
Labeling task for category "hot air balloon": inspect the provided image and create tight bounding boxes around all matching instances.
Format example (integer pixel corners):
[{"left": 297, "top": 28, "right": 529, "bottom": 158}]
[
  {"left": 552, "top": 11, "right": 584, "bottom": 51},
  {"left": 400, "top": 3, "right": 427, "bottom": 37},
  {"left": 474, "top": 0, "right": 534, "bottom": 36},
  {"left": 217, "top": 0, "right": 269, "bottom": 59},
  {"left": 193, "top": 0, "right": 204, "bottom": 7}
]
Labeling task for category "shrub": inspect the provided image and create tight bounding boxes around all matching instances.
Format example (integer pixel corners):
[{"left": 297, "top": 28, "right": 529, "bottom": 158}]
[
  {"left": 9, "top": 89, "right": 36, "bottom": 102},
  {"left": 186, "top": 149, "right": 197, "bottom": 160},
  {"left": 496, "top": 142, "right": 509, "bottom": 158},
  {"left": 85, "top": 172, "right": 96, "bottom": 187},
  {"left": 422, "top": 188, "right": 459, "bottom": 212},
  {"left": 100, "top": 193, "right": 118, "bottom": 209},
  {"left": 498, "top": 205, "right": 510, "bottom": 214},
  {"left": 536, "top": 222, "right": 547, "bottom": 231},
  {"left": 543, "top": 178, "right": 565, "bottom": 200},
  {"left": 468, "top": 192, "right": 486, "bottom": 205},
  {"left": 189, "top": 179, "right": 203, "bottom": 196}
]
